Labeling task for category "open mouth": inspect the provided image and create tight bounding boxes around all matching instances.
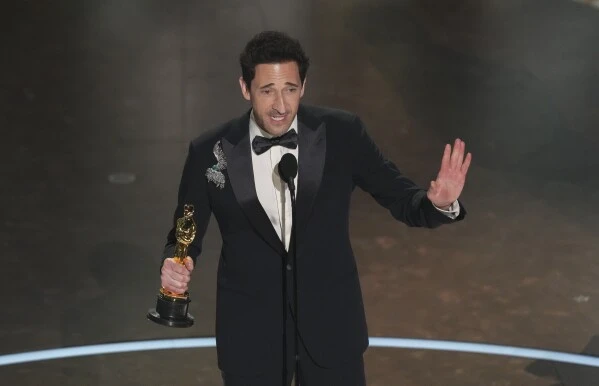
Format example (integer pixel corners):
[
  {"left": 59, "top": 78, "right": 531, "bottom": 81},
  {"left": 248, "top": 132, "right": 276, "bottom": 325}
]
[{"left": 270, "top": 115, "right": 286, "bottom": 122}]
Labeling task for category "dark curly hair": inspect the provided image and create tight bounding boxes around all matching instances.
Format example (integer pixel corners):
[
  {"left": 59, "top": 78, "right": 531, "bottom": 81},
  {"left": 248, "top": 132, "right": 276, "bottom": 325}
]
[{"left": 239, "top": 31, "right": 310, "bottom": 89}]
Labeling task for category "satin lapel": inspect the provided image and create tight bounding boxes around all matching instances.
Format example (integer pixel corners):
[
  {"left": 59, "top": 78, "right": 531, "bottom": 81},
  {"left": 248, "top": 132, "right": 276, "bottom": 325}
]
[
  {"left": 221, "top": 116, "right": 286, "bottom": 257},
  {"left": 296, "top": 113, "right": 326, "bottom": 247}
]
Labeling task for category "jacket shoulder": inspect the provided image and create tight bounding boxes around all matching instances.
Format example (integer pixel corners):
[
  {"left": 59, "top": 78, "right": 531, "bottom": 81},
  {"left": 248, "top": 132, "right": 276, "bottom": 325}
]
[
  {"left": 301, "top": 104, "right": 358, "bottom": 125},
  {"left": 189, "top": 116, "right": 239, "bottom": 153},
  {"left": 300, "top": 104, "right": 364, "bottom": 141}
]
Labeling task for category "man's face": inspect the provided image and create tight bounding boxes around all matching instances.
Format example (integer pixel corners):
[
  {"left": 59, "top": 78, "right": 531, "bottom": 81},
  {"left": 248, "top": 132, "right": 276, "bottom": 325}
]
[{"left": 239, "top": 61, "right": 305, "bottom": 136}]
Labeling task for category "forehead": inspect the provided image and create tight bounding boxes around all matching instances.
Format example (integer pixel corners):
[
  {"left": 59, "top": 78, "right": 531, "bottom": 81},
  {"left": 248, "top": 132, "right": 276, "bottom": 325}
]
[{"left": 252, "top": 62, "right": 301, "bottom": 85}]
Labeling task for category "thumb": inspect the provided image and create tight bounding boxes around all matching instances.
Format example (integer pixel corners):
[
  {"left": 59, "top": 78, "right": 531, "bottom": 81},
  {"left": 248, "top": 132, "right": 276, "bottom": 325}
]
[
  {"left": 429, "top": 180, "right": 437, "bottom": 193},
  {"left": 184, "top": 256, "right": 194, "bottom": 272}
]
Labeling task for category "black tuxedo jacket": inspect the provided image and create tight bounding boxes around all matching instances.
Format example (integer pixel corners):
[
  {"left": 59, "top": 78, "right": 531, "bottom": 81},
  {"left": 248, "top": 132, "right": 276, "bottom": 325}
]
[{"left": 161, "top": 104, "right": 465, "bottom": 375}]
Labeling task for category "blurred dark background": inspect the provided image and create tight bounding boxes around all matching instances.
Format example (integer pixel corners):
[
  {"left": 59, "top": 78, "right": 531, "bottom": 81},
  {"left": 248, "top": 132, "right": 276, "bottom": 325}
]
[{"left": 1, "top": 0, "right": 598, "bottom": 385}]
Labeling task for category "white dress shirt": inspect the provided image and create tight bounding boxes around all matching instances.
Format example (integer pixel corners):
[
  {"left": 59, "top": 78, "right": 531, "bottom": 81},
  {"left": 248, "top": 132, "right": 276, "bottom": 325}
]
[
  {"left": 250, "top": 111, "right": 298, "bottom": 251},
  {"left": 249, "top": 111, "right": 459, "bottom": 252}
]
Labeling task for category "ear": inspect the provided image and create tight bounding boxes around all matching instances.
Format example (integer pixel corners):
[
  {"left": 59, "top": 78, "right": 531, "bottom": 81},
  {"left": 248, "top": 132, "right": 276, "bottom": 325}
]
[
  {"left": 300, "top": 76, "right": 307, "bottom": 98},
  {"left": 239, "top": 77, "right": 251, "bottom": 101}
]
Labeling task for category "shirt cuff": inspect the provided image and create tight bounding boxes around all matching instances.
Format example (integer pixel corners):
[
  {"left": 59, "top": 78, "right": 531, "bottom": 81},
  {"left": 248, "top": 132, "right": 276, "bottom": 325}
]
[{"left": 432, "top": 200, "right": 460, "bottom": 219}]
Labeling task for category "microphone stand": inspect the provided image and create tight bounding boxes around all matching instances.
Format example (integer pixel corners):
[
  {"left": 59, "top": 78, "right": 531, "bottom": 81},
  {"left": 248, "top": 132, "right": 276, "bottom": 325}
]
[
  {"left": 279, "top": 153, "right": 300, "bottom": 386},
  {"left": 282, "top": 236, "right": 288, "bottom": 386},
  {"left": 288, "top": 179, "right": 299, "bottom": 386}
]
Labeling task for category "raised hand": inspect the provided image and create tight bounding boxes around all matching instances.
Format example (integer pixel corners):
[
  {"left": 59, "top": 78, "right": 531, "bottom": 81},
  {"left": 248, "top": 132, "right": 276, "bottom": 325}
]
[{"left": 427, "top": 138, "right": 472, "bottom": 209}]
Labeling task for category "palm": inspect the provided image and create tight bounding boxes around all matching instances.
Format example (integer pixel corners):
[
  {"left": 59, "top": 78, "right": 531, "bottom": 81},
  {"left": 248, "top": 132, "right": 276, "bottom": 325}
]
[{"left": 427, "top": 139, "right": 472, "bottom": 209}]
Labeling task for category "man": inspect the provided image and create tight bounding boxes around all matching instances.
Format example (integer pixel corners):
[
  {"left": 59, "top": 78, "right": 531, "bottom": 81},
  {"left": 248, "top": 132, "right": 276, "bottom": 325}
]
[{"left": 159, "top": 31, "right": 471, "bottom": 385}]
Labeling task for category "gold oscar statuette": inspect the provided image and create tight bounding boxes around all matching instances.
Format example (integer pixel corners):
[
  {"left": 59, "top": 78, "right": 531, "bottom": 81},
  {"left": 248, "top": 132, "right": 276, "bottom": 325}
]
[{"left": 147, "top": 204, "right": 196, "bottom": 327}]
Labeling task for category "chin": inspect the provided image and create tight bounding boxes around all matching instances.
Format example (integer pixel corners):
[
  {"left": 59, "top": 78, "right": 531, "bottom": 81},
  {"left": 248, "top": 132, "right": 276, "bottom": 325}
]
[{"left": 265, "top": 119, "right": 291, "bottom": 134}]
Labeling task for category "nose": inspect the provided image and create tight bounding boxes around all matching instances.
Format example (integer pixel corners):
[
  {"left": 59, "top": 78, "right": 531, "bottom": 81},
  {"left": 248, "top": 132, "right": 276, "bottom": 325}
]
[{"left": 272, "top": 93, "right": 286, "bottom": 114}]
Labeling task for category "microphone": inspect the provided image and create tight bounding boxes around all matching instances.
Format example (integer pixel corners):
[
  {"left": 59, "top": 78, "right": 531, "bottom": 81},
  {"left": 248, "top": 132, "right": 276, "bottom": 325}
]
[{"left": 278, "top": 153, "right": 298, "bottom": 194}]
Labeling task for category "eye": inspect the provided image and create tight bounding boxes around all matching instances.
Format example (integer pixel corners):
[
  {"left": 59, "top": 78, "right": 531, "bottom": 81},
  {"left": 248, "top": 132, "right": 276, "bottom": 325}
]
[
  {"left": 287, "top": 87, "right": 297, "bottom": 93},
  {"left": 261, "top": 89, "right": 271, "bottom": 95}
]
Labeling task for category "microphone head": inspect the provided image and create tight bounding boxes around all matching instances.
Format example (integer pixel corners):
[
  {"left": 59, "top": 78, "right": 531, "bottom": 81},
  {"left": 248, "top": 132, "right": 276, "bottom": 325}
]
[{"left": 278, "top": 153, "right": 298, "bottom": 183}]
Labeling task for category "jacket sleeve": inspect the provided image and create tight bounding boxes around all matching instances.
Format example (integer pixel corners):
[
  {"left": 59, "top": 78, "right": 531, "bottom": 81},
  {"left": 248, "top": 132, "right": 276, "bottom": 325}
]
[
  {"left": 351, "top": 116, "right": 465, "bottom": 228},
  {"left": 161, "top": 141, "right": 213, "bottom": 266}
]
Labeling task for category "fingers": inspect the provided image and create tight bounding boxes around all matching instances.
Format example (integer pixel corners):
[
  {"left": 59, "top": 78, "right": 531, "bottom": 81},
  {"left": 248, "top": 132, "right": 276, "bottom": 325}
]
[
  {"left": 161, "top": 258, "right": 193, "bottom": 294},
  {"left": 441, "top": 143, "right": 451, "bottom": 171},
  {"left": 449, "top": 138, "right": 463, "bottom": 169},
  {"left": 166, "top": 257, "right": 194, "bottom": 273},
  {"left": 161, "top": 276, "right": 188, "bottom": 294},
  {"left": 461, "top": 152, "right": 472, "bottom": 174},
  {"left": 443, "top": 138, "right": 469, "bottom": 172},
  {"left": 449, "top": 139, "right": 458, "bottom": 168},
  {"left": 456, "top": 139, "right": 465, "bottom": 167}
]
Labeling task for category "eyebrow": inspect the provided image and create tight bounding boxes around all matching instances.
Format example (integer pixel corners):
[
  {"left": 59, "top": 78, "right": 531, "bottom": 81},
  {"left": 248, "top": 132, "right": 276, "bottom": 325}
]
[{"left": 259, "top": 82, "right": 300, "bottom": 89}]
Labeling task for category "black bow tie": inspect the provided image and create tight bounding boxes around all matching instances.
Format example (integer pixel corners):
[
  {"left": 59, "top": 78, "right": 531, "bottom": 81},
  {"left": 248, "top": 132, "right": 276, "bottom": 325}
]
[{"left": 252, "top": 129, "right": 298, "bottom": 155}]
